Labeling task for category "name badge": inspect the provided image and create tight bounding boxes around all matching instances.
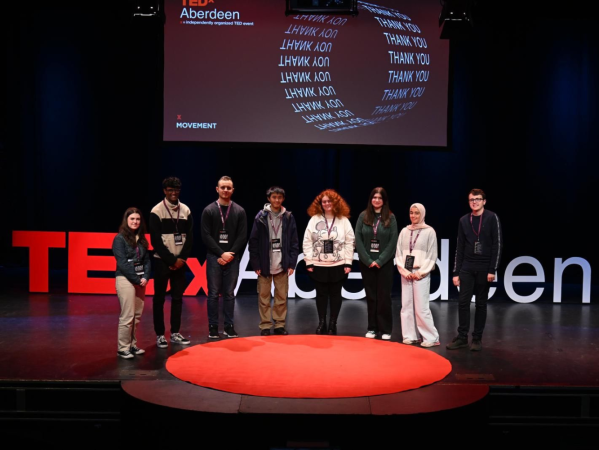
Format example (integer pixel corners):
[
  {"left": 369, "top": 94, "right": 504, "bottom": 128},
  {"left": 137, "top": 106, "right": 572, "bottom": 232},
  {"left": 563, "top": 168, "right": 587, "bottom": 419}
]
[
  {"left": 323, "top": 240, "right": 334, "bottom": 254},
  {"left": 174, "top": 233, "right": 183, "bottom": 246},
  {"left": 474, "top": 241, "right": 483, "bottom": 255},
  {"left": 134, "top": 262, "right": 144, "bottom": 276},
  {"left": 271, "top": 238, "right": 282, "bottom": 252},
  {"left": 370, "top": 239, "right": 380, "bottom": 253},
  {"left": 404, "top": 255, "right": 415, "bottom": 271},
  {"left": 219, "top": 230, "right": 229, "bottom": 244}
]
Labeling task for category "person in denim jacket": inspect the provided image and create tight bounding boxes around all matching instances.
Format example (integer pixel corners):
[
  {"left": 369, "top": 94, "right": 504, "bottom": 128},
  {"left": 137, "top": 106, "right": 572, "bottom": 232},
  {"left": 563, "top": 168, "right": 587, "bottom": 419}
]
[{"left": 112, "top": 207, "right": 152, "bottom": 359}]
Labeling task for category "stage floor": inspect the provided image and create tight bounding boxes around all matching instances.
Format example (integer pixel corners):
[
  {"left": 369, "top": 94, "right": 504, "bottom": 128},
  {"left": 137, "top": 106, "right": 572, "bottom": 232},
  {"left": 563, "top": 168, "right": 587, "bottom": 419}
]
[{"left": 1, "top": 292, "right": 597, "bottom": 387}]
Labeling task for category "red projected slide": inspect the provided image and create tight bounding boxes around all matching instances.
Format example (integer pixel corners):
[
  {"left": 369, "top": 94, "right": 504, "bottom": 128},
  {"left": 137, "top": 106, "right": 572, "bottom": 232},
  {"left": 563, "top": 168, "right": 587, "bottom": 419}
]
[{"left": 164, "top": 0, "right": 449, "bottom": 147}]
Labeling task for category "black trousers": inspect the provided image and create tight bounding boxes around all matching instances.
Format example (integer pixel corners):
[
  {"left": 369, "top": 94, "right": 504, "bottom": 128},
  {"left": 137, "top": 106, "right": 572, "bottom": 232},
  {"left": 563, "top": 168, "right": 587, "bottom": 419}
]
[
  {"left": 457, "top": 270, "right": 491, "bottom": 340},
  {"left": 359, "top": 261, "right": 394, "bottom": 335},
  {"left": 310, "top": 265, "right": 346, "bottom": 321},
  {"left": 152, "top": 258, "right": 187, "bottom": 335}
]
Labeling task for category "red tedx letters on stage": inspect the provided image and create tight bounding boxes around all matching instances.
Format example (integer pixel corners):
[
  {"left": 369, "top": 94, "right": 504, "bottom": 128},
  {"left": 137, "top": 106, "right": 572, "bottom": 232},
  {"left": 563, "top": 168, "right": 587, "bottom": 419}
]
[{"left": 12, "top": 231, "right": 208, "bottom": 295}]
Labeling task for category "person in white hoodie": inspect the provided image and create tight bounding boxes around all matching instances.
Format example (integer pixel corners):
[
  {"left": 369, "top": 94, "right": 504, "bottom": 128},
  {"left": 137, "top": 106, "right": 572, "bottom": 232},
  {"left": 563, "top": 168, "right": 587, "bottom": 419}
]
[
  {"left": 303, "top": 189, "right": 355, "bottom": 335},
  {"left": 395, "top": 203, "right": 440, "bottom": 348}
]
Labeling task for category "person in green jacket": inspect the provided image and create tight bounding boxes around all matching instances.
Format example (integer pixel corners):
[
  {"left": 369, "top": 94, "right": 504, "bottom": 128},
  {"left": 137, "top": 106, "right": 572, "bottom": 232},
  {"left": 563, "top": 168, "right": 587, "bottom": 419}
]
[{"left": 355, "top": 187, "right": 399, "bottom": 340}]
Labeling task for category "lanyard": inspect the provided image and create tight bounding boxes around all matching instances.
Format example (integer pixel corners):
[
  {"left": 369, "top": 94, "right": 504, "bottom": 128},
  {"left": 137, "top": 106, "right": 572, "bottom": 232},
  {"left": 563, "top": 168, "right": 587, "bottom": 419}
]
[
  {"left": 372, "top": 216, "right": 381, "bottom": 238},
  {"left": 135, "top": 245, "right": 140, "bottom": 260},
  {"left": 409, "top": 229, "right": 421, "bottom": 253},
  {"left": 163, "top": 199, "right": 180, "bottom": 233},
  {"left": 269, "top": 213, "right": 282, "bottom": 238},
  {"left": 324, "top": 216, "right": 336, "bottom": 238},
  {"left": 470, "top": 212, "right": 483, "bottom": 242},
  {"left": 217, "top": 201, "right": 232, "bottom": 228}
]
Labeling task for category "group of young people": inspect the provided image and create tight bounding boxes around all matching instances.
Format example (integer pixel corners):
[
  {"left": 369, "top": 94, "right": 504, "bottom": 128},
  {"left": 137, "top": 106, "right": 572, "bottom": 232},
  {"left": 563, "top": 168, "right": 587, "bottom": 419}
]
[{"left": 112, "top": 177, "right": 503, "bottom": 359}]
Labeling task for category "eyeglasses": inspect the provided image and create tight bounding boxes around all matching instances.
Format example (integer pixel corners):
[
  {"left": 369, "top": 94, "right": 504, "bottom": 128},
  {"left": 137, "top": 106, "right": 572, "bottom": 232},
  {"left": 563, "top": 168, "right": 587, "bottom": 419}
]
[
  {"left": 165, "top": 188, "right": 181, "bottom": 193},
  {"left": 469, "top": 198, "right": 484, "bottom": 203}
]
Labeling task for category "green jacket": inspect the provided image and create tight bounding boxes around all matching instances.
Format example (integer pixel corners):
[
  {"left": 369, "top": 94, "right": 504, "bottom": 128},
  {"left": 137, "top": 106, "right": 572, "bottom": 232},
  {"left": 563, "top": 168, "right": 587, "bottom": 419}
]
[{"left": 355, "top": 211, "right": 399, "bottom": 267}]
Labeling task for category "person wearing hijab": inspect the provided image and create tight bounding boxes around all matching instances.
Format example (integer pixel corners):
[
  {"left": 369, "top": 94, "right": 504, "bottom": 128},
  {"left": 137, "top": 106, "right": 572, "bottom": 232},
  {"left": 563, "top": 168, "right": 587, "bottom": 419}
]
[{"left": 395, "top": 203, "right": 440, "bottom": 347}]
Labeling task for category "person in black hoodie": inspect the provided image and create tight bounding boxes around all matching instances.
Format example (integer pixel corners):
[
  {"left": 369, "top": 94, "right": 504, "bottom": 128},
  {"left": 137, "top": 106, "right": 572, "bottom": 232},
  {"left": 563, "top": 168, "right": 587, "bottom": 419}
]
[
  {"left": 447, "top": 188, "right": 503, "bottom": 352},
  {"left": 249, "top": 186, "right": 300, "bottom": 336}
]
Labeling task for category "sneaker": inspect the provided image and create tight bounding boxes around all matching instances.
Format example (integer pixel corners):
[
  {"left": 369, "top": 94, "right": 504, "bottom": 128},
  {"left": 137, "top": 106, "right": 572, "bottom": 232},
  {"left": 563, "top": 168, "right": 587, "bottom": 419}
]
[
  {"left": 208, "top": 325, "right": 219, "bottom": 339},
  {"left": 381, "top": 334, "right": 391, "bottom": 341},
  {"left": 273, "top": 327, "right": 288, "bottom": 335},
  {"left": 402, "top": 338, "right": 419, "bottom": 345},
  {"left": 223, "top": 325, "right": 238, "bottom": 338},
  {"left": 365, "top": 330, "right": 376, "bottom": 339},
  {"left": 470, "top": 339, "right": 482, "bottom": 351},
  {"left": 446, "top": 336, "right": 469, "bottom": 350},
  {"left": 260, "top": 329, "right": 271, "bottom": 336},
  {"left": 171, "top": 332, "right": 190, "bottom": 345},
  {"left": 130, "top": 346, "right": 145, "bottom": 355},
  {"left": 421, "top": 341, "right": 440, "bottom": 348},
  {"left": 117, "top": 350, "right": 134, "bottom": 359},
  {"left": 156, "top": 335, "right": 168, "bottom": 348}
]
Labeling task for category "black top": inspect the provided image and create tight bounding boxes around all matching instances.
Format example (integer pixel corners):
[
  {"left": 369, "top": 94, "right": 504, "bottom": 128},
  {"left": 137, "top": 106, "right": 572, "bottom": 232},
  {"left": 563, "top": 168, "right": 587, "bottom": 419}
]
[
  {"left": 201, "top": 201, "right": 248, "bottom": 257},
  {"left": 453, "top": 209, "right": 503, "bottom": 275}
]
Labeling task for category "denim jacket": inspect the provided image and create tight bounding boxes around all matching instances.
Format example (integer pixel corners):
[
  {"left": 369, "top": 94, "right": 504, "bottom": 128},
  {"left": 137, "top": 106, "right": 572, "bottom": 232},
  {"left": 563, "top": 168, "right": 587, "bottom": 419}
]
[{"left": 112, "top": 233, "right": 152, "bottom": 285}]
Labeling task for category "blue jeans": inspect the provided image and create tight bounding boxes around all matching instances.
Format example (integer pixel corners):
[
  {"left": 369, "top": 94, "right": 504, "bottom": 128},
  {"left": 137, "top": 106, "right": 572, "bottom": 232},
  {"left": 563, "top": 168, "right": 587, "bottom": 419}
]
[{"left": 206, "top": 253, "right": 240, "bottom": 327}]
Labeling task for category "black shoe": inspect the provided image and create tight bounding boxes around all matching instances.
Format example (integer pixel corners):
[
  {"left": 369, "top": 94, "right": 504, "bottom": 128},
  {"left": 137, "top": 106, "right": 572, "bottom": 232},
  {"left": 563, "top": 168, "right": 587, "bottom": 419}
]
[
  {"left": 328, "top": 318, "right": 337, "bottom": 335},
  {"left": 224, "top": 325, "right": 238, "bottom": 338},
  {"left": 315, "top": 318, "right": 328, "bottom": 335},
  {"left": 446, "top": 335, "right": 469, "bottom": 350},
  {"left": 274, "top": 327, "right": 288, "bottom": 335},
  {"left": 208, "top": 325, "right": 219, "bottom": 339},
  {"left": 130, "top": 346, "right": 145, "bottom": 355},
  {"left": 117, "top": 350, "right": 134, "bottom": 359},
  {"left": 260, "top": 329, "right": 271, "bottom": 336},
  {"left": 470, "top": 339, "right": 482, "bottom": 351}
]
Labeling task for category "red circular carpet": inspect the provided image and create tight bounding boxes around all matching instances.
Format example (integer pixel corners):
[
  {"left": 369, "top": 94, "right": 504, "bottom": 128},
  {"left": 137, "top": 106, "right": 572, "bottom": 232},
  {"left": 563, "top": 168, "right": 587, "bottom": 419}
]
[{"left": 166, "top": 336, "right": 452, "bottom": 398}]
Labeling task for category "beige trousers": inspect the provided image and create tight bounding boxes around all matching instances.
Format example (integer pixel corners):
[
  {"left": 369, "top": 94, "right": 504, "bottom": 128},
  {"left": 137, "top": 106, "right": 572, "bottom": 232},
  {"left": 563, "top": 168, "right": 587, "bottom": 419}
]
[
  {"left": 116, "top": 276, "right": 145, "bottom": 352},
  {"left": 257, "top": 271, "right": 289, "bottom": 330}
]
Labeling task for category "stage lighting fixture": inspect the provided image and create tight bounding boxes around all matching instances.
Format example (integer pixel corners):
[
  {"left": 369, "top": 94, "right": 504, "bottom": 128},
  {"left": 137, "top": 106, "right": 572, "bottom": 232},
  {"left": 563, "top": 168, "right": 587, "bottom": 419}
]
[
  {"left": 439, "top": 0, "right": 474, "bottom": 39},
  {"left": 286, "top": 0, "right": 359, "bottom": 16}
]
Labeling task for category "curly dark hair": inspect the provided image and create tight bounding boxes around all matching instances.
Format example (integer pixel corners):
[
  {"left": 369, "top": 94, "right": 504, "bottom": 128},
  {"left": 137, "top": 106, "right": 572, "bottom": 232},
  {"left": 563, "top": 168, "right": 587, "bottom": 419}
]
[
  {"left": 162, "top": 177, "right": 182, "bottom": 189},
  {"left": 118, "top": 207, "right": 149, "bottom": 249},
  {"left": 307, "top": 189, "right": 350, "bottom": 218}
]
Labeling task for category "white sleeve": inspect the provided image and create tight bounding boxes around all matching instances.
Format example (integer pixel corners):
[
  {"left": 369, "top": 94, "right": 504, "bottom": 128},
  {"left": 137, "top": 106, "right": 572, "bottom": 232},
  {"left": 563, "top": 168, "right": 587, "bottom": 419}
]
[
  {"left": 302, "top": 216, "right": 315, "bottom": 265},
  {"left": 343, "top": 217, "right": 355, "bottom": 265}
]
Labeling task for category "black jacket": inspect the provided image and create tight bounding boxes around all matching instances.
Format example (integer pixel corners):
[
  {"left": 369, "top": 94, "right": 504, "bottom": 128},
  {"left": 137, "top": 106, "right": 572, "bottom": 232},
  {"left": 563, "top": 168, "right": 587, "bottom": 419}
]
[
  {"left": 453, "top": 209, "right": 503, "bottom": 275},
  {"left": 248, "top": 208, "right": 300, "bottom": 277}
]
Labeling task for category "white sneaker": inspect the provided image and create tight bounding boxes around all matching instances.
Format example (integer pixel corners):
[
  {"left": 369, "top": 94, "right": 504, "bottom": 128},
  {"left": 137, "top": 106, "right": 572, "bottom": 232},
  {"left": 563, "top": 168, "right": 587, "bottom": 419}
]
[
  {"left": 117, "top": 350, "right": 134, "bottom": 359},
  {"left": 365, "top": 330, "right": 376, "bottom": 339},
  {"left": 130, "top": 346, "right": 145, "bottom": 355},
  {"left": 402, "top": 338, "right": 418, "bottom": 345},
  {"left": 171, "top": 332, "right": 191, "bottom": 345},
  {"left": 156, "top": 335, "right": 168, "bottom": 348},
  {"left": 381, "top": 334, "right": 391, "bottom": 340},
  {"left": 421, "top": 341, "right": 440, "bottom": 348}
]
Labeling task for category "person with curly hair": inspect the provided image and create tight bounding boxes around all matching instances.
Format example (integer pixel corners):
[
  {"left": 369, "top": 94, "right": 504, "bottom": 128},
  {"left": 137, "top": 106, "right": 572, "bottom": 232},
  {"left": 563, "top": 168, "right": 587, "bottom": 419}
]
[
  {"left": 355, "top": 187, "right": 398, "bottom": 341},
  {"left": 302, "top": 189, "right": 355, "bottom": 335},
  {"left": 112, "top": 207, "right": 152, "bottom": 359}
]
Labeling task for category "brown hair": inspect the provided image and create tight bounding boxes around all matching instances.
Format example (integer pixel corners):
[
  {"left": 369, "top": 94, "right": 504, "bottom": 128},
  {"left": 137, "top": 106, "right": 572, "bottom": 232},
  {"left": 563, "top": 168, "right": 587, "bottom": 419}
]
[
  {"left": 363, "top": 187, "right": 393, "bottom": 227},
  {"left": 118, "top": 207, "right": 149, "bottom": 249},
  {"left": 469, "top": 188, "right": 486, "bottom": 200},
  {"left": 307, "top": 189, "right": 351, "bottom": 218}
]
